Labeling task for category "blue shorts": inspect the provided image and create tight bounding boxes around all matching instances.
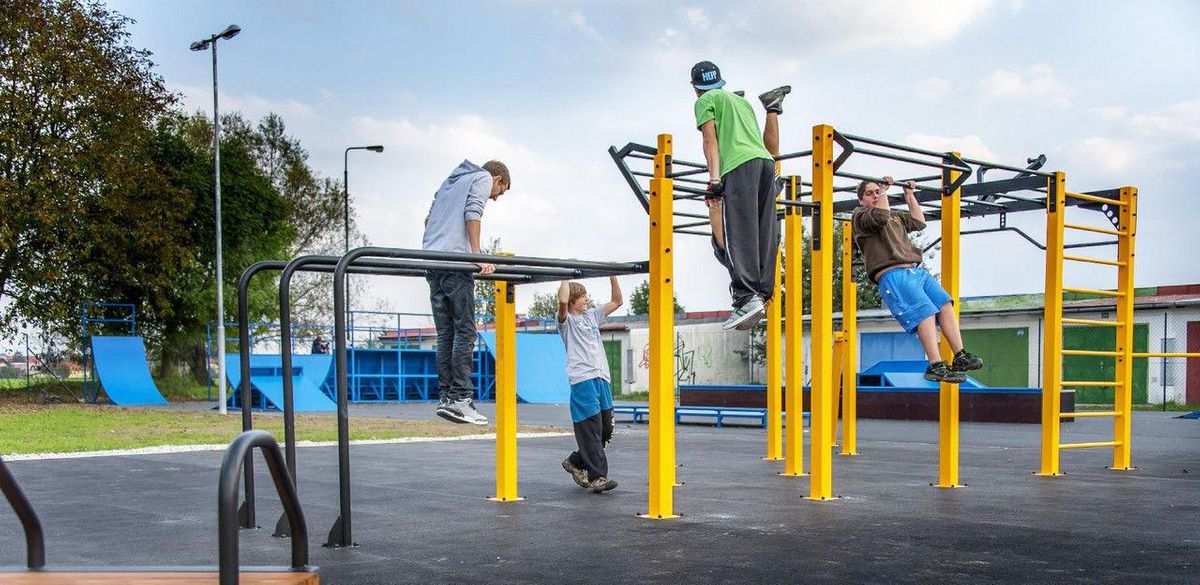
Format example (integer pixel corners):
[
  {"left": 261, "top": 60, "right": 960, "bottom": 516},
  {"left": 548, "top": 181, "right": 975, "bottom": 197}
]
[
  {"left": 878, "top": 266, "right": 953, "bottom": 334},
  {"left": 569, "top": 378, "right": 614, "bottom": 423}
]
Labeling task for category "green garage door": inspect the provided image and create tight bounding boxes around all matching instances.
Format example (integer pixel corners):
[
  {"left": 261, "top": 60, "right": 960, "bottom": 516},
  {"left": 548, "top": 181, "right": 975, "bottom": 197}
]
[
  {"left": 603, "top": 339, "right": 622, "bottom": 389},
  {"left": 1063, "top": 323, "right": 1148, "bottom": 404},
  {"left": 961, "top": 327, "right": 1030, "bottom": 387}
]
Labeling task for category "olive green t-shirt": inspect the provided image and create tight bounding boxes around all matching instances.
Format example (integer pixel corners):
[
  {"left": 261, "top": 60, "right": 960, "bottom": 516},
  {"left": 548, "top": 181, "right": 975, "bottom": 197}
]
[
  {"left": 694, "top": 89, "right": 772, "bottom": 177},
  {"left": 851, "top": 206, "right": 927, "bottom": 281}
]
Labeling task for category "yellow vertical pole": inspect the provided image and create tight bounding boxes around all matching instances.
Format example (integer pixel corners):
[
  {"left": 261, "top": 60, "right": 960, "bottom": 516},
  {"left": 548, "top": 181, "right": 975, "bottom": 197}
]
[
  {"left": 1111, "top": 186, "right": 1137, "bottom": 470},
  {"left": 489, "top": 267, "right": 521, "bottom": 502},
  {"left": 840, "top": 222, "right": 858, "bottom": 456},
  {"left": 765, "top": 235, "right": 784, "bottom": 461},
  {"left": 642, "top": 133, "right": 678, "bottom": 519},
  {"left": 808, "top": 124, "right": 834, "bottom": 501},
  {"left": 937, "top": 154, "right": 963, "bottom": 488},
  {"left": 782, "top": 176, "right": 806, "bottom": 477},
  {"left": 1038, "top": 172, "right": 1066, "bottom": 476}
]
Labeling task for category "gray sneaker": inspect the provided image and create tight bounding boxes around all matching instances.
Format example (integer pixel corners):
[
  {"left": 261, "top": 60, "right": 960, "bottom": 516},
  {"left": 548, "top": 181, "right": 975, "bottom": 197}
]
[
  {"left": 436, "top": 397, "right": 488, "bottom": 425},
  {"left": 758, "top": 85, "right": 792, "bottom": 114},
  {"left": 587, "top": 476, "right": 618, "bottom": 493},
  {"left": 562, "top": 458, "right": 589, "bottom": 488},
  {"left": 723, "top": 297, "right": 765, "bottom": 331}
]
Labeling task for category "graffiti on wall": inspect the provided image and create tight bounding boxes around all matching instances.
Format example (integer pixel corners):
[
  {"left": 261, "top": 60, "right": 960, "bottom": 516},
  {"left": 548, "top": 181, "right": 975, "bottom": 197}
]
[{"left": 638, "top": 333, "right": 699, "bottom": 385}]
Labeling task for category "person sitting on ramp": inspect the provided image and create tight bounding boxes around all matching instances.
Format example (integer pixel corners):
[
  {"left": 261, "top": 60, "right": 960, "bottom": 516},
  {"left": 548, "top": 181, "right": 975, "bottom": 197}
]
[
  {"left": 557, "top": 276, "right": 622, "bottom": 494},
  {"left": 851, "top": 177, "right": 984, "bottom": 383}
]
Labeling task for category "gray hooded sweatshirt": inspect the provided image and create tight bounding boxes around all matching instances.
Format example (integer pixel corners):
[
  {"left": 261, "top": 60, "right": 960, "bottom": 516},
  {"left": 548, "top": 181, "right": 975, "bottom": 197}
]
[{"left": 421, "top": 160, "right": 494, "bottom": 254}]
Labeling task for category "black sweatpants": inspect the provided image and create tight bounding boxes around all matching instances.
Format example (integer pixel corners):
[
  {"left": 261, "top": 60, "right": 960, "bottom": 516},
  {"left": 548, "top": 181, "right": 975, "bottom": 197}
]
[
  {"left": 568, "top": 408, "right": 614, "bottom": 482},
  {"left": 718, "top": 157, "right": 782, "bottom": 307}
]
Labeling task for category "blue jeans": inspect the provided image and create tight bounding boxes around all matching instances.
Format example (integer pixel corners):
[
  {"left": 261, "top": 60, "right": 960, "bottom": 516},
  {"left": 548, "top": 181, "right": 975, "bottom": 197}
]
[{"left": 878, "top": 265, "right": 952, "bottom": 334}]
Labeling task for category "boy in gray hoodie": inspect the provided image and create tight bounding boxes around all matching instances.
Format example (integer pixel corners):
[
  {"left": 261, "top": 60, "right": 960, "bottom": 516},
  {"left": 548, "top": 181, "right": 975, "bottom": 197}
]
[{"left": 422, "top": 159, "right": 510, "bottom": 424}]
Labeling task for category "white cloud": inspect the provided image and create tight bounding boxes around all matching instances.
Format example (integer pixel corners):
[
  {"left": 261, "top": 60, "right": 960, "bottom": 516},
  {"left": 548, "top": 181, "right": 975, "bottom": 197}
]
[
  {"left": 904, "top": 133, "right": 1002, "bottom": 161},
  {"left": 686, "top": 7, "right": 711, "bottom": 31},
  {"left": 1127, "top": 100, "right": 1200, "bottom": 141},
  {"left": 913, "top": 77, "right": 954, "bottom": 100},
  {"left": 808, "top": 0, "right": 995, "bottom": 50},
  {"left": 174, "top": 83, "right": 317, "bottom": 121},
  {"left": 977, "top": 64, "right": 1071, "bottom": 106},
  {"left": 563, "top": 10, "right": 603, "bottom": 41},
  {"left": 1067, "top": 137, "right": 1138, "bottom": 174}
]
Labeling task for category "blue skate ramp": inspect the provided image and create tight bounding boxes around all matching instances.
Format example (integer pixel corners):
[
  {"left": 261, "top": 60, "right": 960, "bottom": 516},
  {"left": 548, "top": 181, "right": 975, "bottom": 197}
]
[
  {"left": 864, "top": 359, "right": 985, "bottom": 389},
  {"left": 225, "top": 354, "right": 336, "bottom": 412},
  {"left": 88, "top": 336, "right": 168, "bottom": 405},
  {"left": 477, "top": 332, "right": 571, "bottom": 404}
]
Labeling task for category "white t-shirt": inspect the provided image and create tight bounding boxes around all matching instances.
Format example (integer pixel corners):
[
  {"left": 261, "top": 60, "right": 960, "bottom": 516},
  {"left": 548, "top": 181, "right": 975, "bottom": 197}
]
[{"left": 558, "top": 307, "right": 611, "bottom": 385}]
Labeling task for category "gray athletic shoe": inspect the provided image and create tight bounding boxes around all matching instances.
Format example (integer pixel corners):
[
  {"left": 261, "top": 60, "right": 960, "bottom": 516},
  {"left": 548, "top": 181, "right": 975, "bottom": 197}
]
[
  {"left": 723, "top": 297, "right": 765, "bottom": 331},
  {"left": 436, "top": 397, "right": 488, "bottom": 425},
  {"left": 562, "top": 458, "right": 589, "bottom": 488},
  {"left": 587, "top": 476, "right": 618, "bottom": 493},
  {"left": 758, "top": 85, "right": 792, "bottom": 114}
]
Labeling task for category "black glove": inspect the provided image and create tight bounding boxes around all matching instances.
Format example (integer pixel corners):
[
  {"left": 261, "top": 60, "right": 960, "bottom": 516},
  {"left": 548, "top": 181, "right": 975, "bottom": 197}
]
[{"left": 706, "top": 178, "right": 725, "bottom": 198}]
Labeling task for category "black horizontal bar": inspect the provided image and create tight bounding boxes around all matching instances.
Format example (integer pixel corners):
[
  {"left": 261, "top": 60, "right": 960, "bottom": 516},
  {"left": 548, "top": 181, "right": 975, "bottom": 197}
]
[
  {"left": 853, "top": 146, "right": 972, "bottom": 173},
  {"left": 674, "top": 219, "right": 710, "bottom": 229},
  {"left": 669, "top": 167, "right": 710, "bottom": 178},
  {"left": 774, "top": 150, "right": 812, "bottom": 161},
  {"left": 834, "top": 171, "right": 944, "bottom": 195},
  {"left": 960, "top": 176, "right": 1047, "bottom": 198},
  {"left": 960, "top": 156, "right": 1054, "bottom": 178},
  {"left": 839, "top": 132, "right": 954, "bottom": 159},
  {"left": 674, "top": 228, "right": 712, "bottom": 237},
  {"left": 1064, "top": 240, "right": 1118, "bottom": 249},
  {"left": 674, "top": 211, "right": 709, "bottom": 219},
  {"left": 343, "top": 247, "right": 647, "bottom": 276}
]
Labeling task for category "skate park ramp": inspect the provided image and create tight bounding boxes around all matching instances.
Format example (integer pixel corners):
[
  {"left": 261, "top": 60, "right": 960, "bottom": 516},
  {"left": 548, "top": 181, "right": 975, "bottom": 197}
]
[
  {"left": 88, "top": 335, "right": 169, "bottom": 405},
  {"left": 862, "top": 359, "right": 986, "bottom": 389},
  {"left": 225, "top": 353, "right": 336, "bottom": 412},
  {"left": 477, "top": 332, "right": 571, "bottom": 404}
]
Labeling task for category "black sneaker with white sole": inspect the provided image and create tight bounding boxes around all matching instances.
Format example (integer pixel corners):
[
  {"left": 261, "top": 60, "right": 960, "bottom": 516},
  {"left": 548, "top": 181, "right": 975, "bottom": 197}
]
[{"left": 758, "top": 85, "right": 791, "bottom": 114}]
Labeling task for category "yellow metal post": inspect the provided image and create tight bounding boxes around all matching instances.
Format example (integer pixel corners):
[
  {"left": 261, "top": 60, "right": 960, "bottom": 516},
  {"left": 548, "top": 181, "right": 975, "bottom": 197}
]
[
  {"left": 830, "top": 337, "right": 843, "bottom": 447},
  {"left": 642, "top": 133, "right": 678, "bottom": 519},
  {"left": 937, "top": 153, "right": 963, "bottom": 488},
  {"left": 840, "top": 222, "right": 858, "bottom": 456},
  {"left": 1112, "top": 186, "right": 1137, "bottom": 470},
  {"left": 1038, "top": 172, "right": 1066, "bottom": 476},
  {"left": 765, "top": 238, "right": 784, "bottom": 461},
  {"left": 782, "top": 176, "right": 806, "bottom": 477},
  {"left": 808, "top": 125, "right": 834, "bottom": 501},
  {"left": 489, "top": 270, "right": 522, "bottom": 502}
]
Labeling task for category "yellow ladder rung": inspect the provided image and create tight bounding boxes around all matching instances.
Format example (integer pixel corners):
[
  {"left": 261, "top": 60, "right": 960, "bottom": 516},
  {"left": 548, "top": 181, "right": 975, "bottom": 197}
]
[
  {"left": 1063, "top": 287, "right": 1124, "bottom": 298},
  {"left": 1132, "top": 352, "right": 1200, "bottom": 358},
  {"left": 1063, "top": 222, "right": 1126, "bottom": 237},
  {"left": 1062, "top": 349, "right": 1122, "bottom": 357},
  {"left": 1063, "top": 255, "right": 1125, "bottom": 267},
  {"left": 1060, "top": 441, "right": 1121, "bottom": 450},
  {"left": 1066, "top": 192, "right": 1125, "bottom": 206},
  {"left": 1063, "top": 318, "right": 1123, "bottom": 327},
  {"left": 1060, "top": 411, "right": 1120, "bottom": 418},
  {"left": 1061, "top": 380, "right": 1120, "bottom": 387}
]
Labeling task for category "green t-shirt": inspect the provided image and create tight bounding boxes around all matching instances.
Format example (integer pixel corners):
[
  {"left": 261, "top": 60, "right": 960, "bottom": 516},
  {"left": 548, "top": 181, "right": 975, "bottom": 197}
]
[{"left": 694, "top": 89, "right": 772, "bottom": 177}]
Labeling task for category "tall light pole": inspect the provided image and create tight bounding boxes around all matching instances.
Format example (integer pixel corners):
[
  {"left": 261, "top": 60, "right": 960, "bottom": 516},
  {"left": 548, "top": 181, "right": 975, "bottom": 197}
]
[
  {"left": 191, "top": 24, "right": 241, "bottom": 415},
  {"left": 343, "top": 145, "right": 384, "bottom": 253}
]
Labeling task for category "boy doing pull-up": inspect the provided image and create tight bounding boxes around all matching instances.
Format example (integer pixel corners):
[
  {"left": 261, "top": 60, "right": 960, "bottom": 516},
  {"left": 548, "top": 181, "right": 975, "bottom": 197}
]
[{"left": 851, "top": 177, "right": 984, "bottom": 383}]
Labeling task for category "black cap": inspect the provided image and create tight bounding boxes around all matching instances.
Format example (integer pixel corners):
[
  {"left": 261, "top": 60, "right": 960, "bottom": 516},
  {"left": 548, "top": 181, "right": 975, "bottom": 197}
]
[{"left": 690, "top": 61, "right": 726, "bottom": 90}]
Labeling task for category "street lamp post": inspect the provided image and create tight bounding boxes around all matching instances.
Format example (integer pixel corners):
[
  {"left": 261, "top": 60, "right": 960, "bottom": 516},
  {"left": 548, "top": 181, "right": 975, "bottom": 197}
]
[
  {"left": 191, "top": 24, "right": 241, "bottom": 416},
  {"left": 343, "top": 145, "right": 384, "bottom": 253}
]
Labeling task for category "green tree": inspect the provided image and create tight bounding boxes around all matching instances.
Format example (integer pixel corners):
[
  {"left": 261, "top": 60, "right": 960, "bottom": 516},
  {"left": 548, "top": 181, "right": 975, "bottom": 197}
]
[
  {"left": 526, "top": 292, "right": 560, "bottom": 319},
  {"left": 474, "top": 238, "right": 504, "bottom": 317},
  {"left": 629, "top": 279, "right": 686, "bottom": 316},
  {"left": 0, "top": 0, "right": 174, "bottom": 338}
]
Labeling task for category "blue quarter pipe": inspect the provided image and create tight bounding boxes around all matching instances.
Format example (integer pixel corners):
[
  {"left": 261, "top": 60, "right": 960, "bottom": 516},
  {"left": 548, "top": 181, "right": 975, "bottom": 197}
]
[{"left": 88, "top": 336, "right": 168, "bottom": 406}]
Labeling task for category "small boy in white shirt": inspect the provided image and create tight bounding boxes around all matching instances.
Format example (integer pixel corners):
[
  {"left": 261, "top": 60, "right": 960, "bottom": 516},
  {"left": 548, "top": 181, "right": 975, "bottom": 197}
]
[{"left": 557, "top": 276, "right": 622, "bottom": 493}]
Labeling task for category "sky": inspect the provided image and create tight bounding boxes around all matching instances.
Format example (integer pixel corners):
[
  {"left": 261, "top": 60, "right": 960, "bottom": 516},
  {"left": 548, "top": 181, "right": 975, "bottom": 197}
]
[{"left": 103, "top": 0, "right": 1200, "bottom": 322}]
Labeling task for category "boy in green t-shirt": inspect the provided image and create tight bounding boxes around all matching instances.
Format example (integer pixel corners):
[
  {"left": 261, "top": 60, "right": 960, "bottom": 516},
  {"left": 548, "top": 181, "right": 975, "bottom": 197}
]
[{"left": 690, "top": 60, "right": 790, "bottom": 330}]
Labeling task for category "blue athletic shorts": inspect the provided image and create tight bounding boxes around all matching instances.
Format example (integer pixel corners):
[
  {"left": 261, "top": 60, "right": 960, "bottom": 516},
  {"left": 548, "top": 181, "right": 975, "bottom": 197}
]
[
  {"left": 569, "top": 378, "right": 614, "bottom": 423},
  {"left": 878, "top": 265, "right": 953, "bottom": 334}
]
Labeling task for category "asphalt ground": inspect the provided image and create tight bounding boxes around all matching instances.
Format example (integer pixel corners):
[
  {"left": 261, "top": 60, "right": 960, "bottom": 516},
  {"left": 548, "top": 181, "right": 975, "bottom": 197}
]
[{"left": 1, "top": 404, "right": 1196, "bottom": 584}]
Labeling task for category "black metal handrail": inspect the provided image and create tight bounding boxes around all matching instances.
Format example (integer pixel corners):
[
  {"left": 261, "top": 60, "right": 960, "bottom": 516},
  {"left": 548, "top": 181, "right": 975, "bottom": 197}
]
[
  {"left": 219, "top": 430, "right": 309, "bottom": 585},
  {"left": 0, "top": 456, "right": 45, "bottom": 569}
]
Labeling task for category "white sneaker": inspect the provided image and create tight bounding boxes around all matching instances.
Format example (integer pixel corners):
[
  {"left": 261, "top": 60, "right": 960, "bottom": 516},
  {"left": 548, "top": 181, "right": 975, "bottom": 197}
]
[{"left": 722, "top": 297, "right": 765, "bottom": 331}]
